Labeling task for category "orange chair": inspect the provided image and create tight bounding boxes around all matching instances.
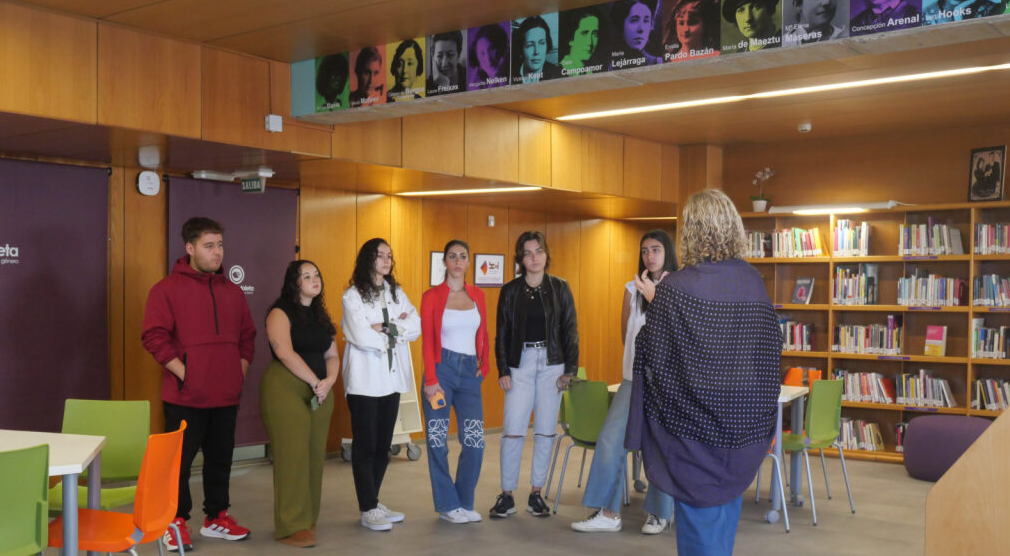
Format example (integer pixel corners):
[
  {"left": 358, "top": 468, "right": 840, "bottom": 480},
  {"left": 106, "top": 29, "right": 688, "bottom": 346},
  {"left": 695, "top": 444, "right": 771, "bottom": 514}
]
[
  {"left": 49, "top": 421, "right": 187, "bottom": 556},
  {"left": 783, "top": 367, "right": 823, "bottom": 387}
]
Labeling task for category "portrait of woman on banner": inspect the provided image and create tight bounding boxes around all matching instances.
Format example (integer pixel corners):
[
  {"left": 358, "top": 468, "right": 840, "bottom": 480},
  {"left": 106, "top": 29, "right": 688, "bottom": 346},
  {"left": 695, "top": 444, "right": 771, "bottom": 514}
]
[
  {"left": 559, "top": 6, "right": 609, "bottom": 76},
  {"left": 662, "top": 0, "right": 720, "bottom": 61},
  {"left": 610, "top": 0, "right": 664, "bottom": 70}
]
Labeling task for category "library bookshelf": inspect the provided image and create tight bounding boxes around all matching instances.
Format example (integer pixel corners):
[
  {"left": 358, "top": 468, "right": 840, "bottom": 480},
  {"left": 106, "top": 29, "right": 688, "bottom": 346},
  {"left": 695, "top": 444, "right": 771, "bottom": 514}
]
[{"left": 742, "top": 200, "right": 1010, "bottom": 464}]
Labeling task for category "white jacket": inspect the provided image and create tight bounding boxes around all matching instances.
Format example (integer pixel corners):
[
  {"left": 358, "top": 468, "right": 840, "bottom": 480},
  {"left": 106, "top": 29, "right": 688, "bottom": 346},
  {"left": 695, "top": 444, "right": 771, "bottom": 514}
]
[{"left": 340, "top": 284, "right": 421, "bottom": 397}]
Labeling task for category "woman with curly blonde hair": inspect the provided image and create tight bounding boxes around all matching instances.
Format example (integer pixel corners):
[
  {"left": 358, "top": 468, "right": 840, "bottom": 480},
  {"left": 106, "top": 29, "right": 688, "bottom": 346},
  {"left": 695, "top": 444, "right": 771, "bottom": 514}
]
[{"left": 627, "top": 189, "right": 781, "bottom": 556}]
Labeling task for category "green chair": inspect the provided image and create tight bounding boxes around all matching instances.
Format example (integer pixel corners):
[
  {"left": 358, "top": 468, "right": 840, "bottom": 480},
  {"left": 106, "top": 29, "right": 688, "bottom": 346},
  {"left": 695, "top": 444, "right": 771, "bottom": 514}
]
[
  {"left": 551, "top": 380, "right": 611, "bottom": 514},
  {"left": 780, "top": 379, "right": 855, "bottom": 525},
  {"left": 0, "top": 444, "right": 49, "bottom": 556},
  {"left": 545, "top": 366, "right": 588, "bottom": 497},
  {"left": 50, "top": 399, "right": 150, "bottom": 512}
]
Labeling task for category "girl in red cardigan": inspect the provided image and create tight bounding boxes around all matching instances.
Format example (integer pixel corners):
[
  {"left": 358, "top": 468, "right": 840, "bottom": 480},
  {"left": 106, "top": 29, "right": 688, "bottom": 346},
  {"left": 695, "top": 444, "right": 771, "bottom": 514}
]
[{"left": 420, "top": 239, "right": 490, "bottom": 523}]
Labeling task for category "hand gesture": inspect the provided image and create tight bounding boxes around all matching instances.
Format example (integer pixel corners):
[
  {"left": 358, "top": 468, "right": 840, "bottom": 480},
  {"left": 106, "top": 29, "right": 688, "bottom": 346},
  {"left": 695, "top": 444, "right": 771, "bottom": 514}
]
[
  {"left": 423, "top": 382, "right": 444, "bottom": 399},
  {"left": 633, "top": 270, "right": 670, "bottom": 303}
]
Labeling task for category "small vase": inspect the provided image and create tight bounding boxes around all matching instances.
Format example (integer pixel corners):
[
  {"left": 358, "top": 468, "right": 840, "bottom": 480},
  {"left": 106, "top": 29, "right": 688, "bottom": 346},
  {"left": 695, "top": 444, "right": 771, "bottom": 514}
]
[{"left": 752, "top": 199, "right": 768, "bottom": 212}]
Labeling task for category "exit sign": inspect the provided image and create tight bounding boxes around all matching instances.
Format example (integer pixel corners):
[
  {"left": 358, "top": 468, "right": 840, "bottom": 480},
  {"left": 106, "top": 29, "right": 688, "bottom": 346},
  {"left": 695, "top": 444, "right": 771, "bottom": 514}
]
[{"left": 241, "top": 177, "right": 265, "bottom": 193}]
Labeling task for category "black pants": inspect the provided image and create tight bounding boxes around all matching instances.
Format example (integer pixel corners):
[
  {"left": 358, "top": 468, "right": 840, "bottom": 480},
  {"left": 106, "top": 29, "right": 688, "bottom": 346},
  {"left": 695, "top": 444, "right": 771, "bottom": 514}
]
[
  {"left": 163, "top": 402, "right": 239, "bottom": 521},
  {"left": 346, "top": 393, "right": 400, "bottom": 512}
]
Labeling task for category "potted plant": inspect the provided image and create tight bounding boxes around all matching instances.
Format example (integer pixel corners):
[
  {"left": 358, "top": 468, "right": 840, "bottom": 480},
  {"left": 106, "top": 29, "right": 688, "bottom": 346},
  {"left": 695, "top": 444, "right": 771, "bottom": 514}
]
[{"left": 751, "top": 167, "right": 775, "bottom": 212}]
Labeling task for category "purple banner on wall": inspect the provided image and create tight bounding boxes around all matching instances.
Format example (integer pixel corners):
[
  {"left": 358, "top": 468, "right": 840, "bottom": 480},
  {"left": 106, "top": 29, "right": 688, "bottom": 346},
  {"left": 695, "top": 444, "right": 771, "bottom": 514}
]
[
  {"left": 167, "top": 178, "right": 298, "bottom": 446},
  {"left": 0, "top": 160, "right": 109, "bottom": 431}
]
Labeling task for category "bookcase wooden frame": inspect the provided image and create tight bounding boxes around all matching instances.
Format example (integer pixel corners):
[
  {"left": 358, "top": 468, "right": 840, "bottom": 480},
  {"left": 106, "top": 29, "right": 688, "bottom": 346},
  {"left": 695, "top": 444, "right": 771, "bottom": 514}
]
[{"left": 743, "top": 200, "right": 1010, "bottom": 463}]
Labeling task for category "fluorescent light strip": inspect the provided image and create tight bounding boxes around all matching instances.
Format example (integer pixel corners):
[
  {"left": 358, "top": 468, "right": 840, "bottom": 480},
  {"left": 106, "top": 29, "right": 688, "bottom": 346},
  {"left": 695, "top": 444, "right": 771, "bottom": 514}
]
[
  {"left": 624, "top": 216, "right": 677, "bottom": 220},
  {"left": 397, "top": 186, "right": 541, "bottom": 196},
  {"left": 558, "top": 62, "right": 1010, "bottom": 121},
  {"left": 792, "top": 207, "right": 868, "bottom": 215}
]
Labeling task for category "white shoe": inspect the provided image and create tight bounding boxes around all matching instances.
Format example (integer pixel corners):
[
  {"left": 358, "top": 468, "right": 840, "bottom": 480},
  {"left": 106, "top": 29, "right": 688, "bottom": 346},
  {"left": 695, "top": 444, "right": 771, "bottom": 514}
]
[
  {"left": 376, "top": 502, "right": 405, "bottom": 523},
  {"left": 361, "top": 508, "right": 392, "bottom": 531},
  {"left": 439, "top": 508, "right": 470, "bottom": 523},
  {"left": 462, "top": 508, "right": 483, "bottom": 522},
  {"left": 571, "top": 510, "right": 622, "bottom": 532},
  {"left": 641, "top": 513, "right": 668, "bottom": 535}
]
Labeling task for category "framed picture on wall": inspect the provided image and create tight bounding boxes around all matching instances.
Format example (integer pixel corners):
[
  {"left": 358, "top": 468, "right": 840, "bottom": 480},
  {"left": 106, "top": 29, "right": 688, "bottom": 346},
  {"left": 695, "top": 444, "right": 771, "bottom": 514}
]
[
  {"left": 968, "top": 145, "right": 1006, "bottom": 202},
  {"left": 474, "top": 253, "right": 506, "bottom": 287},
  {"left": 430, "top": 251, "right": 446, "bottom": 286}
]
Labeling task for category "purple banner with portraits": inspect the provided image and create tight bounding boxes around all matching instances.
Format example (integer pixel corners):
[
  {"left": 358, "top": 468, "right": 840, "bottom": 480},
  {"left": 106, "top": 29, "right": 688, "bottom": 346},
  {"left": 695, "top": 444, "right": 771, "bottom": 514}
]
[
  {"left": 467, "top": 22, "right": 511, "bottom": 90},
  {"left": 0, "top": 160, "right": 109, "bottom": 431},
  {"left": 167, "top": 178, "right": 298, "bottom": 445}
]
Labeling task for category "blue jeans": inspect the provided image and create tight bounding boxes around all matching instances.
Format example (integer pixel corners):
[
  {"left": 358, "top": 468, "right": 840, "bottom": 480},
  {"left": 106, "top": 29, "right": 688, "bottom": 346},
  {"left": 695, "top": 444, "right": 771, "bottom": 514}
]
[
  {"left": 581, "top": 380, "right": 674, "bottom": 518},
  {"left": 674, "top": 495, "right": 743, "bottom": 556},
  {"left": 424, "top": 348, "right": 484, "bottom": 512},
  {"left": 501, "top": 346, "right": 564, "bottom": 491}
]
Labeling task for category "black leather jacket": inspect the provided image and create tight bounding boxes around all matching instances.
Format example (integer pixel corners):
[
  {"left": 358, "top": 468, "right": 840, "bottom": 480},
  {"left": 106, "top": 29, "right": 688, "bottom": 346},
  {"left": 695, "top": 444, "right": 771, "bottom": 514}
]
[{"left": 496, "top": 274, "right": 579, "bottom": 377}]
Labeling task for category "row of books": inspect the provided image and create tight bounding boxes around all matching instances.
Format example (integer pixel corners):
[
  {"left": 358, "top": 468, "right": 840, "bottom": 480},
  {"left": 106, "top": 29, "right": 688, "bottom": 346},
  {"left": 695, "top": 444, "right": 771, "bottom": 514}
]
[
  {"left": 831, "top": 369, "right": 957, "bottom": 407},
  {"left": 974, "top": 223, "right": 1010, "bottom": 255},
  {"left": 747, "top": 228, "right": 827, "bottom": 258},
  {"left": 896, "top": 274, "right": 966, "bottom": 307},
  {"left": 972, "top": 378, "right": 1010, "bottom": 411},
  {"left": 837, "top": 418, "right": 884, "bottom": 451},
  {"left": 898, "top": 221, "right": 964, "bottom": 256},
  {"left": 895, "top": 422, "right": 907, "bottom": 453},
  {"left": 779, "top": 319, "right": 814, "bottom": 351},
  {"left": 745, "top": 231, "right": 771, "bottom": 258},
  {"left": 832, "top": 264, "right": 879, "bottom": 305},
  {"left": 971, "top": 274, "right": 1010, "bottom": 307},
  {"left": 971, "top": 318, "right": 1010, "bottom": 359},
  {"left": 831, "top": 317, "right": 902, "bottom": 355},
  {"left": 834, "top": 220, "right": 871, "bottom": 257}
]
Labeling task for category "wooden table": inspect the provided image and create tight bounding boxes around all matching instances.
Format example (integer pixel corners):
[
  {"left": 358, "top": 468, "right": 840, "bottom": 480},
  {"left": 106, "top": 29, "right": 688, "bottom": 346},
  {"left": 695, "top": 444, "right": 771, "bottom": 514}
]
[{"left": 0, "top": 429, "right": 105, "bottom": 556}]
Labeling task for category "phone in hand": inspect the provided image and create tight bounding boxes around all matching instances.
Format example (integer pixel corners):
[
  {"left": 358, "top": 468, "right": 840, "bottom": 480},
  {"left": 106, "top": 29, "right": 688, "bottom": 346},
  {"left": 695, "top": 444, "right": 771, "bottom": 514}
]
[{"left": 428, "top": 391, "right": 446, "bottom": 410}]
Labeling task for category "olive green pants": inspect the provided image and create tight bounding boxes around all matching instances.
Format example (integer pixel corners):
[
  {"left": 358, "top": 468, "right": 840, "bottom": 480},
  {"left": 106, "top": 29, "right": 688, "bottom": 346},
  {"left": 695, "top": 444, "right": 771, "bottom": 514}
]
[{"left": 260, "top": 360, "right": 334, "bottom": 538}]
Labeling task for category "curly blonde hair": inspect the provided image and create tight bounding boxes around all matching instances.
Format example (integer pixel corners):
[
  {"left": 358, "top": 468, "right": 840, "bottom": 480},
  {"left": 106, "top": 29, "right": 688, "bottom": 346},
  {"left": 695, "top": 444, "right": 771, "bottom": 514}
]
[{"left": 678, "top": 189, "right": 747, "bottom": 267}]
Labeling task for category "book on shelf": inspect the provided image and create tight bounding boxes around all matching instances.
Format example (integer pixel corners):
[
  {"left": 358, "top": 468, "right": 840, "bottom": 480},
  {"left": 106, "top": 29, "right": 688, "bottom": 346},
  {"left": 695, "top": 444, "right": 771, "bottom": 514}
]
[
  {"left": 761, "top": 227, "right": 825, "bottom": 258},
  {"left": 974, "top": 222, "right": 1010, "bottom": 255},
  {"left": 832, "top": 263, "right": 878, "bottom": 305},
  {"left": 898, "top": 220, "right": 964, "bottom": 256},
  {"left": 971, "top": 317, "right": 1010, "bottom": 359},
  {"left": 923, "top": 325, "right": 948, "bottom": 356},
  {"left": 831, "top": 314, "right": 902, "bottom": 355},
  {"left": 972, "top": 274, "right": 1010, "bottom": 307},
  {"left": 896, "top": 369, "right": 957, "bottom": 407},
  {"left": 973, "top": 378, "right": 1010, "bottom": 411},
  {"left": 833, "top": 219, "right": 870, "bottom": 257},
  {"left": 791, "top": 278, "right": 814, "bottom": 304},
  {"left": 779, "top": 319, "right": 813, "bottom": 351},
  {"left": 895, "top": 422, "right": 907, "bottom": 453},
  {"left": 838, "top": 418, "right": 885, "bottom": 451},
  {"left": 897, "top": 271, "right": 966, "bottom": 306},
  {"left": 833, "top": 369, "right": 896, "bottom": 404},
  {"left": 745, "top": 231, "right": 772, "bottom": 258}
]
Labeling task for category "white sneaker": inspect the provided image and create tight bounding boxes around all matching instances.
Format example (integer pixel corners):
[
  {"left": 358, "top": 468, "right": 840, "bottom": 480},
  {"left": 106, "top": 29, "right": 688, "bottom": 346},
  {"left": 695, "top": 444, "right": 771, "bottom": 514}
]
[
  {"left": 462, "top": 508, "right": 483, "bottom": 522},
  {"left": 361, "top": 508, "right": 392, "bottom": 531},
  {"left": 439, "top": 508, "right": 470, "bottom": 523},
  {"left": 641, "top": 513, "right": 668, "bottom": 535},
  {"left": 376, "top": 502, "right": 405, "bottom": 523},
  {"left": 571, "top": 510, "right": 622, "bottom": 532}
]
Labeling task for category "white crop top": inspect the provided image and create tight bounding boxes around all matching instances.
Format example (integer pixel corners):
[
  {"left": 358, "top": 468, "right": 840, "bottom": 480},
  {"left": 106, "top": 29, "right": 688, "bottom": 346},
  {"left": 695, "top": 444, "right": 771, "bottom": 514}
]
[{"left": 441, "top": 306, "right": 481, "bottom": 356}]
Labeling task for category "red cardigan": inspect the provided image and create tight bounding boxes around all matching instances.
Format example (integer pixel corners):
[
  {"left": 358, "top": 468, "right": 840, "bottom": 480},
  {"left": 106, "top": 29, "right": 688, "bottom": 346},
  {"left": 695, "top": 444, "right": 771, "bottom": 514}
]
[{"left": 420, "top": 281, "right": 490, "bottom": 386}]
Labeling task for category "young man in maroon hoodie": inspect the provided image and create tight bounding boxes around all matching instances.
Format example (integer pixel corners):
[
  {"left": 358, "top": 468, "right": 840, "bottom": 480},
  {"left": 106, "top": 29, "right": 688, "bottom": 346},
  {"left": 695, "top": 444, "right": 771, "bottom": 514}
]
[{"left": 142, "top": 217, "right": 256, "bottom": 552}]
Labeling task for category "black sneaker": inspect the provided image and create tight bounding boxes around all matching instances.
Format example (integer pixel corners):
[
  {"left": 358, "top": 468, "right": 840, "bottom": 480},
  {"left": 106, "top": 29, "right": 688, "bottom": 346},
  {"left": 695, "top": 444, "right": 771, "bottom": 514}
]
[
  {"left": 490, "top": 493, "right": 517, "bottom": 518},
  {"left": 527, "top": 492, "right": 550, "bottom": 517}
]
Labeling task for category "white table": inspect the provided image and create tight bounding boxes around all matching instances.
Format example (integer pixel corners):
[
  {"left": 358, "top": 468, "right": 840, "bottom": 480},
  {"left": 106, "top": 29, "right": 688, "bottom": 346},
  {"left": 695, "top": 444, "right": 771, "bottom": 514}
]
[
  {"left": 0, "top": 429, "right": 105, "bottom": 556},
  {"left": 767, "top": 385, "right": 808, "bottom": 523}
]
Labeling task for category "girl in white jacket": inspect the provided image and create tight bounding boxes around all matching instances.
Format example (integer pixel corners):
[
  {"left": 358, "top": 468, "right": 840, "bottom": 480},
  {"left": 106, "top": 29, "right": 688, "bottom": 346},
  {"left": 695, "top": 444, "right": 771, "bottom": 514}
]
[{"left": 341, "top": 238, "right": 420, "bottom": 531}]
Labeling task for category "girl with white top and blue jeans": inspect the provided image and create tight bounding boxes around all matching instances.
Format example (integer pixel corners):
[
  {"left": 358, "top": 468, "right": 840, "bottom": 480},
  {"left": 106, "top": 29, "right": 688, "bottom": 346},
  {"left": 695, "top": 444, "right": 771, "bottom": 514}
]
[{"left": 571, "top": 229, "right": 677, "bottom": 534}]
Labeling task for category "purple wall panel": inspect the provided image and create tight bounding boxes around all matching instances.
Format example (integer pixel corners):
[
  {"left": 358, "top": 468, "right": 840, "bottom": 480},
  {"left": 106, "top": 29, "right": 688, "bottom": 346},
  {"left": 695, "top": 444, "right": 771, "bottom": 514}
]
[
  {"left": 167, "top": 178, "right": 297, "bottom": 445},
  {"left": 0, "top": 160, "right": 109, "bottom": 431}
]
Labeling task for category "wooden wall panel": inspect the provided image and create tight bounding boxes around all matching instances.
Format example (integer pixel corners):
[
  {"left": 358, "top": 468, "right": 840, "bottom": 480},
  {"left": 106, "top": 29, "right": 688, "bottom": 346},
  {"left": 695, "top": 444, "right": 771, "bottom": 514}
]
[
  {"left": 402, "top": 110, "right": 464, "bottom": 176},
  {"left": 122, "top": 169, "right": 168, "bottom": 432},
  {"left": 0, "top": 3, "right": 97, "bottom": 123},
  {"left": 355, "top": 193, "right": 391, "bottom": 246},
  {"left": 623, "top": 138, "right": 662, "bottom": 201},
  {"left": 577, "top": 219, "right": 612, "bottom": 378},
  {"left": 98, "top": 24, "right": 201, "bottom": 138},
  {"left": 390, "top": 196, "right": 424, "bottom": 438},
  {"left": 581, "top": 130, "right": 624, "bottom": 196},
  {"left": 464, "top": 107, "right": 518, "bottom": 183},
  {"left": 298, "top": 187, "right": 357, "bottom": 449},
  {"left": 518, "top": 116, "right": 551, "bottom": 187},
  {"left": 661, "top": 144, "right": 680, "bottom": 205},
  {"left": 550, "top": 123, "right": 582, "bottom": 192},
  {"left": 268, "top": 59, "right": 292, "bottom": 117},
  {"left": 679, "top": 144, "right": 723, "bottom": 210},
  {"left": 332, "top": 119, "right": 403, "bottom": 167}
]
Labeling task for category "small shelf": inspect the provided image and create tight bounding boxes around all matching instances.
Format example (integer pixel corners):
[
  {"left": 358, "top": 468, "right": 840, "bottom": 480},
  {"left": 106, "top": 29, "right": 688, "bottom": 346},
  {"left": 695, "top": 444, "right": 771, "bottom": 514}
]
[
  {"left": 970, "top": 409, "right": 1003, "bottom": 417},
  {"left": 970, "top": 358, "right": 1010, "bottom": 366},
  {"left": 745, "top": 257, "right": 830, "bottom": 264},
  {"left": 831, "top": 255, "right": 904, "bottom": 263},
  {"left": 972, "top": 254, "right": 1010, "bottom": 261},
  {"left": 971, "top": 307, "right": 1010, "bottom": 313},
  {"left": 831, "top": 304, "right": 968, "bottom": 312},
  {"left": 830, "top": 353, "right": 969, "bottom": 363},
  {"left": 781, "top": 350, "right": 829, "bottom": 358},
  {"left": 821, "top": 447, "right": 904, "bottom": 464},
  {"left": 773, "top": 303, "right": 830, "bottom": 311},
  {"left": 842, "top": 401, "right": 966, "bottom": 415}
]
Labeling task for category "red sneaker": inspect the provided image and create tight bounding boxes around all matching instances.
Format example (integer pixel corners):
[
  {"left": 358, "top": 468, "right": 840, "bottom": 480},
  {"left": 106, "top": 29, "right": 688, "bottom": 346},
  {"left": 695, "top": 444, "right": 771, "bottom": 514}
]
[
  {"left": 162, "top": 517, "right": 193, "bottom": 552},
  {"left": 200, "top": 511, "right": 250, "bottom": 541}
]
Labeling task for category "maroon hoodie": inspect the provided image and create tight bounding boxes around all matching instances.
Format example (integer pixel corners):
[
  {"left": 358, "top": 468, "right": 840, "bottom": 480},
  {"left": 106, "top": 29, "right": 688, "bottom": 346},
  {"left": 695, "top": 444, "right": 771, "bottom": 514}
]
[{"left": 142, "top": 256, "right": 256, "bottom": 408}]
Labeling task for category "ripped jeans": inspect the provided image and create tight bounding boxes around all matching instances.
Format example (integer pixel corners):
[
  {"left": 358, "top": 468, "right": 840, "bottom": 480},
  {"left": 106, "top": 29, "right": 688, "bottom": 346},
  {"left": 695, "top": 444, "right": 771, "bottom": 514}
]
[
  {"left": 424, "top": 348, "right": 484, "bottom": 512},
  {"left": 500, "top": 346, "right": 564, "bottom": 491}
]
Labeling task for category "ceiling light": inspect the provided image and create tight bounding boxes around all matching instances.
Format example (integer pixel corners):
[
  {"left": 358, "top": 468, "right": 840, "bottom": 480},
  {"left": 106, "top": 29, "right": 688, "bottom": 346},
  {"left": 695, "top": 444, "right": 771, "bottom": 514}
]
[
  {"left": 192, "top": 170, "right": 236, "bottom": 182},
  {"left": 769, "top": 201, "right": 903, "bottom": 215},
  {"left": 397, "top": 186, "right": 541, "bottom": 196},
  {"left": 558, "top": 62, "right": 1010, "bottom": 121},
  {"left": 624, "top": 216, "right": 677, "bottom": 220}
]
